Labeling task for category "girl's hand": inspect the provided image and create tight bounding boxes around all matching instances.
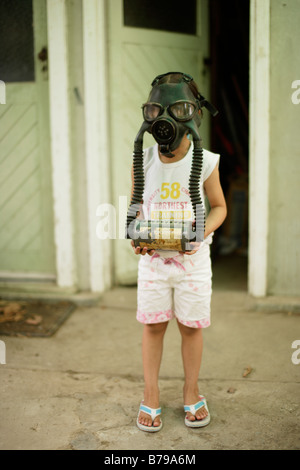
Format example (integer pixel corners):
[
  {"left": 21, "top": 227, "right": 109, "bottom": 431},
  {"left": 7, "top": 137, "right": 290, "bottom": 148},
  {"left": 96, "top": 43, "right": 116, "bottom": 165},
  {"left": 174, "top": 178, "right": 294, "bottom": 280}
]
[
  {"left": 179, "top": 241, "right": 201, "bottom": 256},
  {"left": 130, "top": 240, "right": 155, "bottom": 256}
]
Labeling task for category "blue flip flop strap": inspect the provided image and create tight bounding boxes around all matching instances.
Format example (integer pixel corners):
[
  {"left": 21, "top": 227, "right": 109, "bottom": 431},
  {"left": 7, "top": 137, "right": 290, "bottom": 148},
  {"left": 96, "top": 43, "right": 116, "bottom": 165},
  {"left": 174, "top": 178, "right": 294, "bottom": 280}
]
[
  {"left": 184, "top": 399, "right": 205, "bottom": 414},
  {"left": 140, "top": 404, "right": 162, "bottom": 421}
]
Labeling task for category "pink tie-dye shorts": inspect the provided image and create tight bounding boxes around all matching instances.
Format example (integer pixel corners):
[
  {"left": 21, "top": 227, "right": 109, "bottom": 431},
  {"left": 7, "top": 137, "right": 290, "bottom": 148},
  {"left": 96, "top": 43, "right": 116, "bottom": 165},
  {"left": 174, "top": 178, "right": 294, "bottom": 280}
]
[{"left": 137, "top": 243, "right": 212, "bottom": 328}]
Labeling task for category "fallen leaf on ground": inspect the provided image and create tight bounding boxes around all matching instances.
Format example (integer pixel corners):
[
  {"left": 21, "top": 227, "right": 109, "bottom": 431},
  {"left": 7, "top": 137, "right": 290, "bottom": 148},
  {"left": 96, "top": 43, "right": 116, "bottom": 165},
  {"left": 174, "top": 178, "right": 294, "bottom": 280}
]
[
  {"left": 242, "top": 366, "right": 253, "bottom": 378},
  {"left": 0, "top": 302, "right": 26, "bottom": 323},
  {"left": 25, "top": 315, "right": 42, "bottom": 326}
]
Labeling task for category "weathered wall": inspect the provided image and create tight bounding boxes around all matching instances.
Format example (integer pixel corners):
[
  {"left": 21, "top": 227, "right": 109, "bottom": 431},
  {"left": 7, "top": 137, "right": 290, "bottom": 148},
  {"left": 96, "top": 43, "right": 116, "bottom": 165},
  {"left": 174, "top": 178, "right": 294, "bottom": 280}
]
[{"left": 268, "top": 0, "right": 300, "bottom": 295}]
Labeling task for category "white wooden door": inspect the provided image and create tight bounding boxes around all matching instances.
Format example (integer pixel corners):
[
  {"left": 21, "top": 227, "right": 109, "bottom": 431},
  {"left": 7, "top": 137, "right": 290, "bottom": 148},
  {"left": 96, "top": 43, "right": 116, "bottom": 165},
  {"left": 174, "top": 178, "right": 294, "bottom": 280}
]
[
  {"left": 108, "top": 0, "right": 210, "bottom": 283},
  {"left": 0, "top": 0, "right": 55, "bottom": 279}
]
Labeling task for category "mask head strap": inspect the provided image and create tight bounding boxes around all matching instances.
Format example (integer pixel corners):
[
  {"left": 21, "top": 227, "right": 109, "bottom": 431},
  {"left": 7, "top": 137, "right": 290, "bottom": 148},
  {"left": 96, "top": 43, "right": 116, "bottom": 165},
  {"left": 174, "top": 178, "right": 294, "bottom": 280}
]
[
  {"left": 151, "top": 72, "right": 193, "bottom": 87},
  {"left": 198, "top": 95, "right": 219, "bottom": 117}
]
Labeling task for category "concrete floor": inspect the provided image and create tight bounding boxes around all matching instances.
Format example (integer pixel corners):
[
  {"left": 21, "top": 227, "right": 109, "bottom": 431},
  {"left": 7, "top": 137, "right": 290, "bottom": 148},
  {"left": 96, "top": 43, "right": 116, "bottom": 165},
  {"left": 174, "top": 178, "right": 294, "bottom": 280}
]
[{"left": 0, "top": 255, "right": 300, "bottom": 450}]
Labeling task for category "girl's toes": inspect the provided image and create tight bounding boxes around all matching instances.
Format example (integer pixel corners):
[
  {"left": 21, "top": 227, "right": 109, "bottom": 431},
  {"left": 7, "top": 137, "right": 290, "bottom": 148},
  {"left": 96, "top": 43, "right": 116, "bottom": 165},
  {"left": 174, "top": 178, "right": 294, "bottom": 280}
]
[
  {"left": 139, "top": 415, "right": 146, "bottom": 425},
  {"left": 186, "top": 412, "right": 195, "bottom": 421},
  {"left": 196, "top": 407, "right": 208, "bottom": 420}
]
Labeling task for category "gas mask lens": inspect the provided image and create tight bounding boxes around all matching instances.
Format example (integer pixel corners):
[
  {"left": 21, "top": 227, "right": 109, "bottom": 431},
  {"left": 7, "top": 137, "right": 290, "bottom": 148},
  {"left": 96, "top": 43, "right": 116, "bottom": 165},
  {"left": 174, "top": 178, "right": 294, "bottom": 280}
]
[
  {"left": 142, "top": 101, "right": 196, "bottom": 123},
  {"left": 142, "top": 103, "right": 162, "bottom": 122},
  {"left": 169, "top": 101, "right": 196, "bottom": 121}
]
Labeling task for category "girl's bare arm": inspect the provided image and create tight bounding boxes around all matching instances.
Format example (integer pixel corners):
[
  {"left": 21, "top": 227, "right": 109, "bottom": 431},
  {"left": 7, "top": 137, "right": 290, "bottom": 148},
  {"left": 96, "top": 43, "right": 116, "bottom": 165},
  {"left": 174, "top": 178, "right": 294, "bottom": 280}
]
[{"left": 203, "top": 165, "right": 227, "bottom": 238}]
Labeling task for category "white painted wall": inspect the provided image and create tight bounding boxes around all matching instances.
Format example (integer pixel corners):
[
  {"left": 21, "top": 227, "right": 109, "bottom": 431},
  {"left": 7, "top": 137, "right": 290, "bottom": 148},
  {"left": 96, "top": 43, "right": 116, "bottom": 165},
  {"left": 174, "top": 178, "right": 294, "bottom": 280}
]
[
  {"left": 82, "top": 0, "right": 112, "bottom": 292},
  {"left": 46, "top": 0, "right": 112, "bottom": 294},
  {"left": 248, "top": 0, "right": 270, "bottom": 296},
  {"left": 267, "top": 0, "right": 300, "bottom": 295},
  {"left": 47, "top": 0, "right": 77, "bottom": 289},
  {"left": 249, "top": 0, "right": 300, "bottom": 296},
  {"left": 67, "top": 0, "right": 90, "bottom": 291}
]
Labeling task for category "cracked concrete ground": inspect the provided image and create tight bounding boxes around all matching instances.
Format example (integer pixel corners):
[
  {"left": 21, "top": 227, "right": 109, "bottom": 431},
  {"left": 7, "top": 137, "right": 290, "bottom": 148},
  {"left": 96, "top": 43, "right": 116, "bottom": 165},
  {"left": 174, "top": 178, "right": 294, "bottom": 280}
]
[{"left": 0, "top": 261, "right": 300, "bottom": 450}]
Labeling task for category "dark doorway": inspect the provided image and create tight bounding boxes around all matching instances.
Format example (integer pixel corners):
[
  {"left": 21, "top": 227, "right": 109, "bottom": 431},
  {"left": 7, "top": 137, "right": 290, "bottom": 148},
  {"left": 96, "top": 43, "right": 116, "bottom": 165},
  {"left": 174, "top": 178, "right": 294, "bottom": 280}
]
[{"left": 209, "top": 0, "right": 250, "bottom": 291}]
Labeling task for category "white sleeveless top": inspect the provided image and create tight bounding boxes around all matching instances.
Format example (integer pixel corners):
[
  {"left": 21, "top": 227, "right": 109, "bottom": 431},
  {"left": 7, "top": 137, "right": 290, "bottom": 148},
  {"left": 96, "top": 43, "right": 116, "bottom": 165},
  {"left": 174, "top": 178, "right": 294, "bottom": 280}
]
[{"left": 141, "top": 142, "right": 220, "bottom": 257}]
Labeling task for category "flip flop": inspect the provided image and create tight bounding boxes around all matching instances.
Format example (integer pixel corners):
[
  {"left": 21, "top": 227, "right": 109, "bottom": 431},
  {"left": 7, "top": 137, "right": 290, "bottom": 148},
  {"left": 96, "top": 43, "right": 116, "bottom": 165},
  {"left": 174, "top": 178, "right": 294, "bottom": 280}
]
[
  {"left": 184, "top": 395, "right": 210, "bottom": 428},
  {"left": 136, "top": 402, "right": 163, "bottom": 432}
]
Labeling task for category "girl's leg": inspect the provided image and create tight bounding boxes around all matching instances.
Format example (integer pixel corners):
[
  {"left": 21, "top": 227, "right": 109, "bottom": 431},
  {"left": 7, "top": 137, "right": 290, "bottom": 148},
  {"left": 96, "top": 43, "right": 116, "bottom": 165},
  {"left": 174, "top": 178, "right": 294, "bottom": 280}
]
[
  {"left": 138, "top": 321, "right": 169, "bottom": 427},
  {"left": 177, "top": 321, "right": 208, "bottom": 421}
]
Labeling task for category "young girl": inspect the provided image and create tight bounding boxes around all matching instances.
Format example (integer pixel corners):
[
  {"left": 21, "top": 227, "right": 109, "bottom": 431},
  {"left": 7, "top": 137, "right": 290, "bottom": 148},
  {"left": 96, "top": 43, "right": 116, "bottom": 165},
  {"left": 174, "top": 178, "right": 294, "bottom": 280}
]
[{"left": 130, "top": 73, "right": 227, "bottom": 431}]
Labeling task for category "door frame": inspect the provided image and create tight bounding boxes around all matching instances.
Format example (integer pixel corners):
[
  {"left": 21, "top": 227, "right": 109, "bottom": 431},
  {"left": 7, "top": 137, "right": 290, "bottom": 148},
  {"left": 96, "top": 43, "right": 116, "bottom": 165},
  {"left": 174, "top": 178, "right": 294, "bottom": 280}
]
[
  {"left": 248, "top": 0, "right": 270, "bottom": 297},
  {"left": 47, "top": 0, "right": 112, "bottom": 292},
  {"left": 47, "top": 0, "right": 76, "bottom": 288},
  {"left": 82, "top": 0, "right": 112, "bottom": 292}
]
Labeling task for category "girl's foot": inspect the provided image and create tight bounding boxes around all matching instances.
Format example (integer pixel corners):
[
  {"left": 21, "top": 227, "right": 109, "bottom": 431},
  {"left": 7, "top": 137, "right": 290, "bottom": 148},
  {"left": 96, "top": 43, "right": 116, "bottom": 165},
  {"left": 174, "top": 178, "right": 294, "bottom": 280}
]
[
  {"left": 138, "top": 389, "right": 161, "bottom": 427},
  {"left": 184, "top": 387, "right": 208, "bottom": 422}
]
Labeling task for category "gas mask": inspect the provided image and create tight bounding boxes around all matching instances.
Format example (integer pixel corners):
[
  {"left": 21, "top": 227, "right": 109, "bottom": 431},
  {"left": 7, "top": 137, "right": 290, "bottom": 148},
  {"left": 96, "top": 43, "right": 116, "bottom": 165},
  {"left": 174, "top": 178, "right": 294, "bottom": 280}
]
[{"left": 126, "top": 72, "right": 218, "bottom": 251}]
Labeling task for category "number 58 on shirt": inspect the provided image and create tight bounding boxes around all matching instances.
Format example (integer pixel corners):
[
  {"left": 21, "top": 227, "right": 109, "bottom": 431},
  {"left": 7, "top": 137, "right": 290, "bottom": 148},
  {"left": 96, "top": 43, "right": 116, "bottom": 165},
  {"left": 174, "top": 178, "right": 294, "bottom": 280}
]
[{"left": 160, "top": 182, "right": 181, "bottom": 200}]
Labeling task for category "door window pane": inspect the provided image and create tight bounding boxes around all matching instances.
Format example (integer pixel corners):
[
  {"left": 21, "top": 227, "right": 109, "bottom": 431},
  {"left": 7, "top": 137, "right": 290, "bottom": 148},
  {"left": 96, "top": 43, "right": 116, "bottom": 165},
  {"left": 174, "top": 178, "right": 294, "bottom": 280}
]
[
  {"left": 0, "top": 0, "right": 35, "bottom": 82},
  {"left": 123, "top": 0, "right": 197, "bottom": 35}
]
